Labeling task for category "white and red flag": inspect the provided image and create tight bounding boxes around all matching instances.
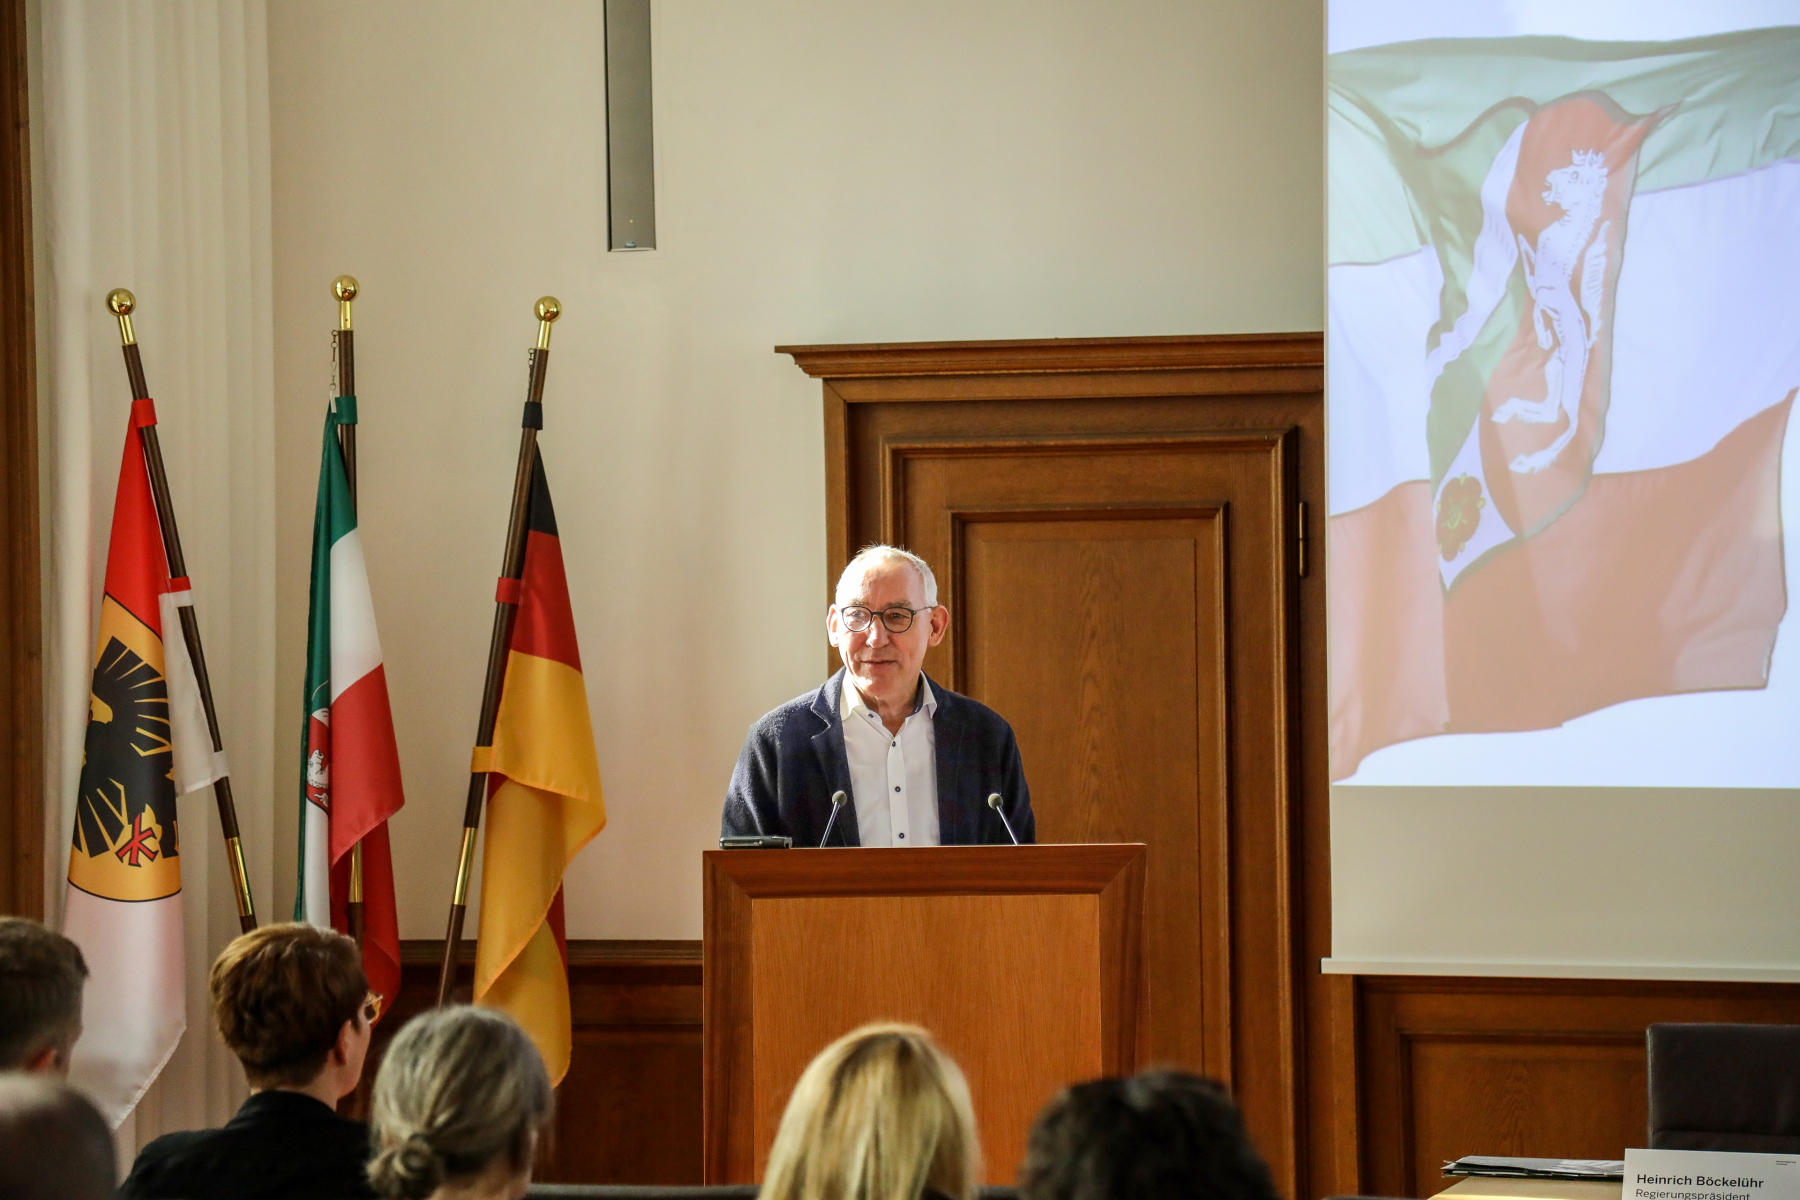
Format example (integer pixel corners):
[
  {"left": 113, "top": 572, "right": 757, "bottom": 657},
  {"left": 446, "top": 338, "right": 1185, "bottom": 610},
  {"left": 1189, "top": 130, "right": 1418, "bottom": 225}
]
[{"left": 64, "top": 399, "right": 225, "bottom": 1125}]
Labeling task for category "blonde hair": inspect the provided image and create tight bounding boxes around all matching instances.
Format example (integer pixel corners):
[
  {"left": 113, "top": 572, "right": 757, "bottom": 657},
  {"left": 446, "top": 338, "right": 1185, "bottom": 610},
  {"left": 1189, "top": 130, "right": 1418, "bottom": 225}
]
[
  {"left": 367, "top": 1006, "right": 552, "bottom": 1200},
  {"left": 761, "top": 1024, "right": 980, "bottom": 1200}
]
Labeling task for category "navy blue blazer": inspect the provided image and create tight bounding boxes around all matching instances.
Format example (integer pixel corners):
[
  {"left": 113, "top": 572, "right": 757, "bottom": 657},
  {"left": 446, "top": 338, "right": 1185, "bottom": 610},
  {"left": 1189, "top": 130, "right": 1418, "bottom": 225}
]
[
  {"left": 121, "top": 1090, "right": 376, "bottom": 1199},
  {"left": 723, "top": 669, "right": 1035, "bottom": 847}
]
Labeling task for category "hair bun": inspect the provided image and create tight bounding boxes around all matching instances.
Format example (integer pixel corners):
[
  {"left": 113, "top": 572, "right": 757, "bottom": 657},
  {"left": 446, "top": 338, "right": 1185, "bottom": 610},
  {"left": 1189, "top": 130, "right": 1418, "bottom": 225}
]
[{"left": 371, "top": 1130, "right": 444, "bottom": 1200}]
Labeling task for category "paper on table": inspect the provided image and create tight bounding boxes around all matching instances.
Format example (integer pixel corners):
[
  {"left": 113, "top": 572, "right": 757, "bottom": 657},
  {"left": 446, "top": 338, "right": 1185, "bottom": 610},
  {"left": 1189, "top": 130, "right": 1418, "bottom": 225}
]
[{"left": 1449, "top": 1158, "right": 1627, "bottom": 1181}]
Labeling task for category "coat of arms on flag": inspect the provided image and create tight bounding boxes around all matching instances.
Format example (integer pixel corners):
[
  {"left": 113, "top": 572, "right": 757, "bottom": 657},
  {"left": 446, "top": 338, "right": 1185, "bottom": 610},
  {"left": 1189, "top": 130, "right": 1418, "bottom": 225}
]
[
  {"left": 65, "top": 407, "right": 224, "bottom": 1124},
  {"left": 294, "top": 396, "right": 406, "bottom": 1012},
  {"left": 1328, "top": 28, "right": 1800, "bottom": 781},
  {"left": 73, "top": 600, "right": 182, "bottom": 901}
]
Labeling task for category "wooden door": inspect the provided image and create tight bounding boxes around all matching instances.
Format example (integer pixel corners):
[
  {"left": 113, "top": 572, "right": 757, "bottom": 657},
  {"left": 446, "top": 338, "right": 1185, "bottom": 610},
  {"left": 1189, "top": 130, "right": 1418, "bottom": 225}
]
[{"left": 782, "top": 335, "right": 1337, "bottom": 1198}]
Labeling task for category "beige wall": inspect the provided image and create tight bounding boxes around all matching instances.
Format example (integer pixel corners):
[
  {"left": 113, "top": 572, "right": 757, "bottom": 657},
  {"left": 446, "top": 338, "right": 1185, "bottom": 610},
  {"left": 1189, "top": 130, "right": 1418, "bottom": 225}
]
[{"left": 267, "top": 0, "right": 1323, "bottom": 939}]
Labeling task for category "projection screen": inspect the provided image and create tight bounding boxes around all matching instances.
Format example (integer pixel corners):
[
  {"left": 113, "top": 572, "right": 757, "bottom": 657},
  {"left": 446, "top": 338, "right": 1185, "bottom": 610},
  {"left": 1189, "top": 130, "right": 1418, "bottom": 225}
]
[{"left": 1326, "top": 3, "right": 1800, "bottom": 977}]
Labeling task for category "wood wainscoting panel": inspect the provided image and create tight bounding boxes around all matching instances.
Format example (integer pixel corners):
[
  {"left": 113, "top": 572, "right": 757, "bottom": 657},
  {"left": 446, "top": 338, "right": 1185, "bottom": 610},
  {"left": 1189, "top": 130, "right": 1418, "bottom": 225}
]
[
  {"left": 374, "top": 940, "right": 703, "bottom": 1185},
  {"left": 556, "top": 1021, "right": 704, "bottom": 1184},
  {"left": 783, "top": 335, "right": 1329, "bottom": 1198},
  {"left": 1357, "top": 976, "right": 1800, "bottom": 1199}
]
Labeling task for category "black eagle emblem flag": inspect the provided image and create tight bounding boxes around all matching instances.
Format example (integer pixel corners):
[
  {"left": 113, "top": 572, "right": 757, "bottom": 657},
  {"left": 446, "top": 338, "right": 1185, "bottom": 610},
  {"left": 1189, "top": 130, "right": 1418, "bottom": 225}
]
[{"left": 76, "top": 636, "right": 179, "bottom": 874}]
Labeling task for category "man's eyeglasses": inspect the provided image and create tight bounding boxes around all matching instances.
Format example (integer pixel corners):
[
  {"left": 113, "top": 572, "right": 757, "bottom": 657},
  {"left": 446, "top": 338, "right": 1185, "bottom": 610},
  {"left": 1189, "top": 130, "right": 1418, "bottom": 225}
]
[
  {"left": 362, "top": 991, "right": 384, "bottom": 1026},
  {"left": 838, "top": 605, "right": 932, "bottom": 634}
]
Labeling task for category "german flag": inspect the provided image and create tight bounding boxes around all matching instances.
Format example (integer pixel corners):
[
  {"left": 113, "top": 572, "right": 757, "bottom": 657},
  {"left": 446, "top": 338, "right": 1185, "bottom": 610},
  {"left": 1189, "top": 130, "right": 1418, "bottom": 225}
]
[{"left": 473, "top": 450, "right": 605, "bottom": 1083}]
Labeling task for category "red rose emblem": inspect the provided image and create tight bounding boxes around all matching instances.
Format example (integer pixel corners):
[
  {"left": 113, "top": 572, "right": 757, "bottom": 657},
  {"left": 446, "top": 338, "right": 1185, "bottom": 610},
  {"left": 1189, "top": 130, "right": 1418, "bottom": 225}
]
[{"left": 1435, "top": 474, "right": 1486, "bottom": 561}]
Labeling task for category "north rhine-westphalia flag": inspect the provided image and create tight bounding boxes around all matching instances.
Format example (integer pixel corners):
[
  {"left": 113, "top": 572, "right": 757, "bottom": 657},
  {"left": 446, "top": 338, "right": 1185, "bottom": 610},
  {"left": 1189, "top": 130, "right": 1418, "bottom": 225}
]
[
  {"left": 1328, "top": 30, "right": 1800, "bottom": 779},
  {"left": 65, "top": 399, "right": 225, "bottom": 1125},
  {"left": 473, "top": 450, "right": 605, "bottom": 1085},
  {"left": 294, "top": 397, "right": 405, "bottom": 1011}
]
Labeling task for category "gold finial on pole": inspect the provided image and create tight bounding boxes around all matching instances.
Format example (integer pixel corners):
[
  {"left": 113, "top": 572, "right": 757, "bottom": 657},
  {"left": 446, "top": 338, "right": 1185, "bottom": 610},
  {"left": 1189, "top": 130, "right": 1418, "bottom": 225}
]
[
  {"left": 333, "top": 275, "right": 359, "bottom": 331},
  {"left": 535, "top": 296, "right": 561, "bottom": 350},
  {"left": 107, "top": 288, "right": 137, "bottom": 346}
]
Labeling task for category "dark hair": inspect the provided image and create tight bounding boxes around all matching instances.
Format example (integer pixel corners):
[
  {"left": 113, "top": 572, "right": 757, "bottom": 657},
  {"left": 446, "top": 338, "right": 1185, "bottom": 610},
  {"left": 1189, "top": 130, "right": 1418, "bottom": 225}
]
[
  {"left": 368, "top": 1006, "right": 554, "bottom": 1200},
  {"left": 1021, "top": 1070, "right": 1280, "bottom": 1200},
  {"left": 0, "top": 1074, "right": 116, "bottom": 1200},
  {"left": 209, "top": 922, "right": 367, "bottom": 1088},
  {"left": 0, "top": 918, "right": 89, "bottom": 1070}
]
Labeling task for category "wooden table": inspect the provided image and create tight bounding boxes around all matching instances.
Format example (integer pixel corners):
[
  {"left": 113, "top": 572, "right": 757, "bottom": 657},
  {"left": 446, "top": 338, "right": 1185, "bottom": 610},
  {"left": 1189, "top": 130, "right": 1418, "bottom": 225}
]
[{"left": 1437, "top": 1179, "right": 1624, "bottom": 1200}]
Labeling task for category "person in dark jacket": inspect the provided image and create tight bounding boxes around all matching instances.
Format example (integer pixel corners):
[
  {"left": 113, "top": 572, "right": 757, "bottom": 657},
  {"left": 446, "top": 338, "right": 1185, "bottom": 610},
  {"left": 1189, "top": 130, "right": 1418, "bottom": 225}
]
[
  {"left": 121, "top": 922, "right": 380, "bottom": 1200},
  {"left": 723, "top": 544, "right": 1034, "bottom": 848}
]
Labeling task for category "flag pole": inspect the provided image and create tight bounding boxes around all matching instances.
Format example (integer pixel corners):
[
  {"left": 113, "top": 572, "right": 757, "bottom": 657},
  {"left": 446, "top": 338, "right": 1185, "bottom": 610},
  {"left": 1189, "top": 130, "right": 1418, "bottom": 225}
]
[
  {"left": 332, "top": 275, "right": 366, "bottom": 948},
  {"left": 436, "top": 296, "right": 561, "bottom": 1006},
  {"left": 105, "top": 289, "right": 258, "bottom": 934}
]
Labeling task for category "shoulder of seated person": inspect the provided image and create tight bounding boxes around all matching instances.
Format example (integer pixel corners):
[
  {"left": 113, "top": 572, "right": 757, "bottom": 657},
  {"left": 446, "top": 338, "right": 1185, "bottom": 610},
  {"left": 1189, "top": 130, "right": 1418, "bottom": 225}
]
[
  {"left": 124, "top": 1102, "right": 368, "bottom": 1169},
  {"left": 121, "top": 1122, "right": 376, "bottom": 1199},
  {"left": 127, "top": 1126, "right": 213, "bottom": 1163},
  {"left": 240, "top": 1090, "right": 361, "bottom": 1118},
  {"left": 118, "top": 1130, "right": 218, "bottom": 1196}
]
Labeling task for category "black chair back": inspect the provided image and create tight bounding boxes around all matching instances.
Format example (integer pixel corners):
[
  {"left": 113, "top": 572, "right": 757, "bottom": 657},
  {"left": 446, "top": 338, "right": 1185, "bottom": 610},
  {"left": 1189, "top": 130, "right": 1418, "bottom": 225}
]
[{"left": 1648, "top": 1022, "right": 1800, "bottom": 1152}]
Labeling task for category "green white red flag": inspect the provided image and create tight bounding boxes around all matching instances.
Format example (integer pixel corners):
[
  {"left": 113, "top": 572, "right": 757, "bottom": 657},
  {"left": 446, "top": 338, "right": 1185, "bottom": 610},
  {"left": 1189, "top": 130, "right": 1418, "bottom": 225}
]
[
  {"left": 1328, "top": 29, "right": 1800, "bottom": 780},
  {"left": 294, "top": 396, "right": 404, "bottom": 1008}
]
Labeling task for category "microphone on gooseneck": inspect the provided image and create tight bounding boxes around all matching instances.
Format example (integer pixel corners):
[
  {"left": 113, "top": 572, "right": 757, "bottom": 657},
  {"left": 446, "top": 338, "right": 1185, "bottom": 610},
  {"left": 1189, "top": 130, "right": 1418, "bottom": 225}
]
[
  {"left": 819, "top": 791, "right": 848, "bottom": 848},
  {"left": 987, "top": 793, "right": 1021, "bottom": 846}
]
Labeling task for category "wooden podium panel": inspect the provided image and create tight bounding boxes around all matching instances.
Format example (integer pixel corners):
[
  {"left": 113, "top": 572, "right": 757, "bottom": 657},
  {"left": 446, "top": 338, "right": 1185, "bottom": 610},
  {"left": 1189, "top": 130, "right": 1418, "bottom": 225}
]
[
  {"left": 704, "top": 844, "right": 1145, "bottom": 1185},
  {"left": 751, "top": 894, "right": 1102, "bottom": 1178}
]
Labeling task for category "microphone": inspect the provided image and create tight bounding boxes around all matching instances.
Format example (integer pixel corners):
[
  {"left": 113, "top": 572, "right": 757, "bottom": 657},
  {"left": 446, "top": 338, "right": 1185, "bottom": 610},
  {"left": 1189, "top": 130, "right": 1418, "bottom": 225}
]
[
  {"left": 987, "top": 793, "right": 1021, "bottom": 846},
  {"left": 819, "top": 791, "right": 848, "bottom": 848}
]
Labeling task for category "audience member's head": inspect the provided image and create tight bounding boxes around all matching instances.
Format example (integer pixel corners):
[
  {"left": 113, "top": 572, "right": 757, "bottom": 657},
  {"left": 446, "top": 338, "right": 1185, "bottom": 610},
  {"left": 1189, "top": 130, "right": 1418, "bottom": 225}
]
[
  {"left": 210, "top": 922, "right": 371, "bottom": 1099},
  {"left": 0, "top": 917, "right": 89, "bottom": 1075},
  {"left": 368, "top": 1005, "right": 553, "bottom": 1200},
  {"left": 0, "top": 1074, "right": 115, "bottom": 1200},
  {"left": 1021, "top": 1069, "right": 1279, "bottom": 1200},
  {"left": 762, "top": 1023, "right": 980, "bottom": 1200}
]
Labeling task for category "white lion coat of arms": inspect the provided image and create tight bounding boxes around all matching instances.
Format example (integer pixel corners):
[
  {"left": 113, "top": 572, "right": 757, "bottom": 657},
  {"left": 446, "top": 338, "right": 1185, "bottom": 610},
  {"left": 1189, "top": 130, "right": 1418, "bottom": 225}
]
[{"left": 1491, "top": 148, "right": 1612, "bottom": 473}]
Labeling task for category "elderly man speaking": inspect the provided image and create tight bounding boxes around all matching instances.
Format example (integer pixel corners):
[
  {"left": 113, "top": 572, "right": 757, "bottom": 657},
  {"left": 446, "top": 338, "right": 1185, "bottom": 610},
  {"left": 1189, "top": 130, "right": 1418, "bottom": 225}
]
[{"left": 723, "top": 545, "right": 1034, "bottom": 847}]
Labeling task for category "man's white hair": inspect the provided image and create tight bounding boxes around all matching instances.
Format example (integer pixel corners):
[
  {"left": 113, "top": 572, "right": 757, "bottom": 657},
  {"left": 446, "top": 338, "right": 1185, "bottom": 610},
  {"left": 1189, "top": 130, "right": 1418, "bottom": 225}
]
[{"left": 834, "top": 544, "right": 939, "bottom": 608}]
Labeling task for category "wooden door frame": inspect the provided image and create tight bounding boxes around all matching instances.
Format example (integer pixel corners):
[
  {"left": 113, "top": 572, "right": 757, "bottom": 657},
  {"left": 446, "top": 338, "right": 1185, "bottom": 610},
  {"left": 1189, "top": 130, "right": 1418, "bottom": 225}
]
[
  {"left": 780, "top": 333, "right": 1350, "bottom": 1199},
  {"left": 0, "top": 0, "right": 42, "bottom": 919}
]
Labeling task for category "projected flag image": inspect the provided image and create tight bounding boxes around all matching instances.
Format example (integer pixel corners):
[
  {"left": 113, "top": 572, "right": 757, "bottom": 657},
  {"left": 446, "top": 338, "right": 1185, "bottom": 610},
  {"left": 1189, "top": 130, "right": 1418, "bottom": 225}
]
[{"left": 1329, "top": 14, "right": 1800, "bottom": 784}]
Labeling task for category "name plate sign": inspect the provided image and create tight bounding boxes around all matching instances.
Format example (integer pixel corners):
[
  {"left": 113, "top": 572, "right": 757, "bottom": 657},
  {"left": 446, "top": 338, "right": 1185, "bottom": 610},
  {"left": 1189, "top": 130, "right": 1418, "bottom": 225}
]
[{"left": 1626, "top": 1150, "right": 1800, "bottom": 1200}]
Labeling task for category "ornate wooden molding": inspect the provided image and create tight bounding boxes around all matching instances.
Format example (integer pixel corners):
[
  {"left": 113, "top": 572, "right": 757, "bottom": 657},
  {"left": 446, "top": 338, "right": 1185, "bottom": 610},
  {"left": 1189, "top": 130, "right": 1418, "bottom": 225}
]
[
  {"left": 400, "top": 937, "right": 700, "bottom": 972},
  {"left": 777, "top": 332, "right": 1322, "bottom": 380}
]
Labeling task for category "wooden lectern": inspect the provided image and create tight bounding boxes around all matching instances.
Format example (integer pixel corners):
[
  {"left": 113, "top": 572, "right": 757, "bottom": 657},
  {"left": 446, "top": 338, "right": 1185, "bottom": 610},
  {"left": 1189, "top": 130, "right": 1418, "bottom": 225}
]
[{"left": 702, "top": 844, "right": 1147, "bottom": 1185}]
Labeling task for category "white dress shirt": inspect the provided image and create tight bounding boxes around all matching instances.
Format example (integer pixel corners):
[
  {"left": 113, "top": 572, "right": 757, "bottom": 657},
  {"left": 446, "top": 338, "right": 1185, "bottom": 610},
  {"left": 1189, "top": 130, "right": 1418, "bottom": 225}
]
[{"left": 839, "top": 675, "right": 940, "bottom": 847}]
